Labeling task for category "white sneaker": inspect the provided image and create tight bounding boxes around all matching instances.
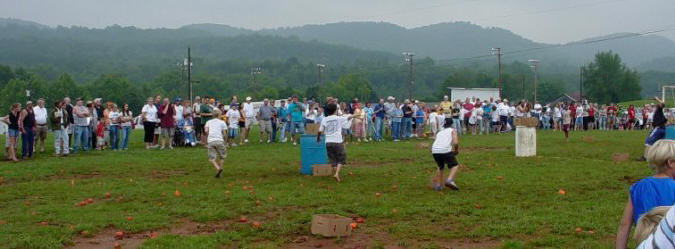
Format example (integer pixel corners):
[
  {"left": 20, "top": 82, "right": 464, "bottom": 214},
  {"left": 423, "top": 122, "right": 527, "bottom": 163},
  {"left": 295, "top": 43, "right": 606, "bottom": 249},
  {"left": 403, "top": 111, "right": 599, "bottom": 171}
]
[
  {"left": 244, "top": 139, "right": 249, "bottom": 143},
  {"left": 232, "top": 143, "right": 238, "bottom": 147},
  {"left": 293, "top": 142, "right": 297, "bottom": 146},
  {"left": 282, "top": 138, "right": 287, "bottom": 143},
  {"left": 266, "top": 139, "right": 271, "bottom": 143}
]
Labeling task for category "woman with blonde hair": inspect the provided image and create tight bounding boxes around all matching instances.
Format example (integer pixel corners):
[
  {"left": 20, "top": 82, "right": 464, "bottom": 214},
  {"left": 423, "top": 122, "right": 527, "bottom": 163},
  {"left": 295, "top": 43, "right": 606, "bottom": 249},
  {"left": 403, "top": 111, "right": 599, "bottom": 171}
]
[{"left": 616, "top": 139, "right": 675, "bottom": 249}]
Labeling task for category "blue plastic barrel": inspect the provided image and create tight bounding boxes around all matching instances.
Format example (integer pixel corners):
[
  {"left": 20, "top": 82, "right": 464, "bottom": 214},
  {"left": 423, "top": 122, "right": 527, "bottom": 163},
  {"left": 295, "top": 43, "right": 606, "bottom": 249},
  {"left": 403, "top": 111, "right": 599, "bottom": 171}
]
[
  {"left": 666, "top": 125, "right": 675, "bottom": 139},
  {"left": 299, "top": 134, "right": 327, "bottom": 175}
]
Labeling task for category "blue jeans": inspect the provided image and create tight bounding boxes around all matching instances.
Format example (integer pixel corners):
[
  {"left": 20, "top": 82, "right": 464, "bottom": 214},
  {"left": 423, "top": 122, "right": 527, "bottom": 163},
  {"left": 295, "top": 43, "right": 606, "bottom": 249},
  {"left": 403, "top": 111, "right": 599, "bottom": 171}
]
[
  {"left": 290, "top": 121, "right": 304, "bottom": 135},
  {"left": 542, "top": 116, "right": 551, "bottom": 129},
  {"left": 271, "top": 121, "right": 277, "bottom": 142},
  {"left": 391, "top": 121, "right": 401, "bottom": 140},
  {"left": 374, "top": 117, "right": 383, "bottom": 140},
  {"left": 278, "top": 120, "right": 287, "bottom": 141},
  {"left": 120, "top": 126, "right": 131, "bottom": 149},
  {"left": 21, "top": 128, "right": 35, "bottom": 158},
  {"left": 401, "top": 117, "right": 412, "bottom": 139},
  {"left": 109, "top": 125, "right": 119, "bottom": 150},
  {"left": 599, "top": 117, "right": 607, "bottom": 130},
  {"left": 452, "top": 118, "right": 462, "bottom": 135},
  {"left": 73, "top": 125, "right": 89, "bottom": 153}
]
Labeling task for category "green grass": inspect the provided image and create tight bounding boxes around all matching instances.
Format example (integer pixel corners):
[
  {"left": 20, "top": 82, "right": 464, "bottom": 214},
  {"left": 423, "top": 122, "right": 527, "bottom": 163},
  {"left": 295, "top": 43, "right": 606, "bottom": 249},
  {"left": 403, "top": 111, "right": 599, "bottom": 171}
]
[{"left": 0, "top": 129, "right": 653, "bottom": 248}]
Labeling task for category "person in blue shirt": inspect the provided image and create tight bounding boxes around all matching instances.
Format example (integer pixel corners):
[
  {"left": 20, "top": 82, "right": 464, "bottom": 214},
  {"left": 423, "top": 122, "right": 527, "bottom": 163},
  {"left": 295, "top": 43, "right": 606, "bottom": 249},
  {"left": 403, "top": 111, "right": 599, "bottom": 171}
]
[
  {"left": 286, "top": 96, "right": 305, "bottom": 146},
  {"left": 391, "top": 103, "right": 403, "bottom": 141},
  {"left": 373, "top": 99, "right": 386, "bottom": 141},
  {"left": 616, "top": 139, "right": 675, "bottom": 249},
  {"left": 276, "top": 100, "right": 289, "bottom": 143},
  {"left": 363, "top": 103, "right": 374, "bottom": 141},
  {"left": 482, "top": 101, "right": 492, "bottom": 134}
]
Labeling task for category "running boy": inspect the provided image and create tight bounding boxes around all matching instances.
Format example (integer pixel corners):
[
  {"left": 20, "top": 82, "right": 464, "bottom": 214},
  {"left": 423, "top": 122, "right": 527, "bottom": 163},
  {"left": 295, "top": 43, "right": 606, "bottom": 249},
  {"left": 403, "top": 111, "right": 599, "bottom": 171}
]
[
  {"left": 317, "top": 103, "right": 352, "bottom": 182},
  {"left": 430, "top": 118, "right": 460, "bottom": 191},
  {"left": 204, "top": 109, "right": 228, "bottom": 178}
]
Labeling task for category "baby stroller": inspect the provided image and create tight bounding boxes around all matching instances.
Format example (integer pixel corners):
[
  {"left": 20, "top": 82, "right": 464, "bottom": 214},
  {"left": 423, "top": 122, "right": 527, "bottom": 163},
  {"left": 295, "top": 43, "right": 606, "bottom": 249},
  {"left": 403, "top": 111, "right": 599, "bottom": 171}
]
[{"left": 175, "top": 119, "right": 196, "bottom": 147}]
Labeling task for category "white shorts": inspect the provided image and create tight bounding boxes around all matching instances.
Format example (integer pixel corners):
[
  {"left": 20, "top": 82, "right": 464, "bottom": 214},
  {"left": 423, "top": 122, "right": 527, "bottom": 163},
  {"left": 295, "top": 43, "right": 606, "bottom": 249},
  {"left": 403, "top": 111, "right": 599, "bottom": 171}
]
[{"left": 245, "top": 117, "right": 256, "bottom": 128}]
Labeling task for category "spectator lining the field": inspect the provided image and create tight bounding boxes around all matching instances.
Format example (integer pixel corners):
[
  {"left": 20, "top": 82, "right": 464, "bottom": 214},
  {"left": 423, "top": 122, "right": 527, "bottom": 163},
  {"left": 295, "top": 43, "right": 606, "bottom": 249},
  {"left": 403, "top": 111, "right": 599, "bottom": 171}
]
[
  {"left": 635, "top": 205, "right": 675, "bottom": 249},
  {"left": 615, "top": 139, "right": 675, "bottom": 249}
]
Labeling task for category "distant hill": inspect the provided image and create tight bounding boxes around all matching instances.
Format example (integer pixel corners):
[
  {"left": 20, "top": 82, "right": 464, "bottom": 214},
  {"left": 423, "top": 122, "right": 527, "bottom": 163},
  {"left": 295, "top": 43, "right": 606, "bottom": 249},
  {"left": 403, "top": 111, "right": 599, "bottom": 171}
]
[
  {"left": 183, "top": 21, "right": 675, "bottom": 69},
  {"left": 0, "top": 23, "right": 398, "bottom": 82},
  {"left": 0, "top": 17, "right": 50, "bottom": 29},
  {"left": 637, "top": 56, "right": 675, "bottom": 73}
]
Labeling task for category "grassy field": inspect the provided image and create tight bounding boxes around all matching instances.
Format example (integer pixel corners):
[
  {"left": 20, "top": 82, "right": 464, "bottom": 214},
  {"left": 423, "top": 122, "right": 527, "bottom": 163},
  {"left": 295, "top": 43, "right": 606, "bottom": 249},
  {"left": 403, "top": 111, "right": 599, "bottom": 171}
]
[{"left": 0, "top": 129, "right": 653, "bottom": 249}]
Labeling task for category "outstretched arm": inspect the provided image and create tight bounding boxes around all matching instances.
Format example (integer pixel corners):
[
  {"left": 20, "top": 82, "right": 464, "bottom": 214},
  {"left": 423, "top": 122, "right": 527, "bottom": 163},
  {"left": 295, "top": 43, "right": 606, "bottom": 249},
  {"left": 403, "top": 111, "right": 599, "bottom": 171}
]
[
  {"left": 615, "top": 197, "right": 633, "bottom": 249},
  {"left": 452, "top": 130, "right": 459, "bottom": 155}
]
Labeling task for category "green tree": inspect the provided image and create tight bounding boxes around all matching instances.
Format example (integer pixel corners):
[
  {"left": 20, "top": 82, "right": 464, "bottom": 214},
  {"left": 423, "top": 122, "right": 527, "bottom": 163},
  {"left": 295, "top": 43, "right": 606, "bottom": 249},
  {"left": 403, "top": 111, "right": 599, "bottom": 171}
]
[
  {"left": 47, "top": 73, "right": 82, "bottom": 104},
  {"left": 583, "top": 51, "right": 641, "bottom": 103},
  {"left": 0, "top": 64, "right": 14, "bottom": 89},
  {"left": 0, "top": 79, "right": 29, "bottom": 112},
  {"left": 87, "top": 74, "right": 144, "bottom": 111}
]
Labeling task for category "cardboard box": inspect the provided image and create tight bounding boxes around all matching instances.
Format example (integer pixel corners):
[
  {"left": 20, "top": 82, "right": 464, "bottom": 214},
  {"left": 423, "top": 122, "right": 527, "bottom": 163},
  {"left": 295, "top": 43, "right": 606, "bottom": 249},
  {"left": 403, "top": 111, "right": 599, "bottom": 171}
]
[
  {"left": 311, "top": 214, "right": 352, "bottom": 237},
  {"left": 514, "top": 117, "right": 539, "bottom": 127},
  {"left": 312, "top": 164, "right": 333, "bottom": 176},
  {"left": 305, "top": 123, "right": 320, "bottom": 135}
]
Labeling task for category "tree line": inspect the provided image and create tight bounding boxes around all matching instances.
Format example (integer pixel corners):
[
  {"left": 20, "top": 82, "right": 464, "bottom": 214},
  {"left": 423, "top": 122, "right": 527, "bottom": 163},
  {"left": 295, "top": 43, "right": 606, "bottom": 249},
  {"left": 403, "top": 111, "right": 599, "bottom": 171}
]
[{"left": 0, "top": 51, "right": 641, "bottom": 114}]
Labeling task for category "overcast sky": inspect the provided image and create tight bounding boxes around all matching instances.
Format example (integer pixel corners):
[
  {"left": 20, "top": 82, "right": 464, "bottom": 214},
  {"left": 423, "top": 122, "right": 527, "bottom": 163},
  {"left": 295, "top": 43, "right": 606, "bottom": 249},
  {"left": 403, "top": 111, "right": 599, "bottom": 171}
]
[{"left": 2, "top": 0, "right": 674, "bottom": 44}]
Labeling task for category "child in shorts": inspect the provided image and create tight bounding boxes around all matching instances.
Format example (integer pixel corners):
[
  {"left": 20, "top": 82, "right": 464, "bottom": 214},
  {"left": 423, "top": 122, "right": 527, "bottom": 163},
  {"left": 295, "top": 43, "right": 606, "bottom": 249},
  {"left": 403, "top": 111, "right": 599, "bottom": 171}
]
[
  {"left": 317, "top": 103, "right": 352, "bottom": 182},
  {"left": 430, "top": 118, "right": 460, "bottom": 191}
]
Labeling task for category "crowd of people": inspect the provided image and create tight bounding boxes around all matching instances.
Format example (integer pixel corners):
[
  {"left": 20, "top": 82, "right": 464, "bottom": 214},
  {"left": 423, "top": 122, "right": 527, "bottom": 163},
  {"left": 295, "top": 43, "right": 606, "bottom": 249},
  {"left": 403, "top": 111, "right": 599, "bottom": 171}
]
[{"left": 2, "top": 94, "right": 674, "bottom": 161}]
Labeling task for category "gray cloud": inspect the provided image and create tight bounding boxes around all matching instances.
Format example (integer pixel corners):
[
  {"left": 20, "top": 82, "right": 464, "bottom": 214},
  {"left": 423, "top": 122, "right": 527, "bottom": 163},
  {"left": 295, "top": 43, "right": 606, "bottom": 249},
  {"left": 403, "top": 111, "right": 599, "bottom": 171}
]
[{"left": 1, "top": 0, "right": 674, "bottom": 43}]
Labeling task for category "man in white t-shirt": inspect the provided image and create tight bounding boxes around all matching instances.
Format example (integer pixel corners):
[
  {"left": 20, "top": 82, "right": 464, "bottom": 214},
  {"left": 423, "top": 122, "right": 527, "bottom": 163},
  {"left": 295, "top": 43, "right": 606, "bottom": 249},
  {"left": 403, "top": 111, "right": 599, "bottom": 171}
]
[
  {"left": 430, "top": 118, "right": 460, "bottom": 191},
  {"left": 174, "top": 98, "right": 184, "bottom": 124},
  {"left": 242, "top": 97, "right": 256, "bottom": 143},
  {"left": 204, "top": 109, "right": 228, "bottom": 178},
  {"left": 33, "top": 98, "right": 48, "bottom": 152},
  {"left": 317, "top": 103, "right": 352, "bottom": 182}
]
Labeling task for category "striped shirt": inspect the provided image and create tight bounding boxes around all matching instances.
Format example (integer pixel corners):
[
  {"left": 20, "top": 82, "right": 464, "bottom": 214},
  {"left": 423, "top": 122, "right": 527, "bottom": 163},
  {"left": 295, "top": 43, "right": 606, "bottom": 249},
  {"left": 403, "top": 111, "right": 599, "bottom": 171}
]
[{"left": 637, "top": 205, "right": 675, "bottom": 249}]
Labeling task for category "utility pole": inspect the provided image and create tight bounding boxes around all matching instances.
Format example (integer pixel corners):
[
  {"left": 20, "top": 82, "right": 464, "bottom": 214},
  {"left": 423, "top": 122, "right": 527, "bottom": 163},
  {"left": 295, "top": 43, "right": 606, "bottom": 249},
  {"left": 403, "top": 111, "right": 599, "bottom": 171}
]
[
  {"left": 187, "top": 47, "right": 192, "bottom": 102},
  {"left": 491, "top": 48, "right": 503, "bottom": 98},
  {"left": 250, "top": 66, "right": 261, "bottom": 92},
  {"left": 316, "top": 64, "right": 326, "bottom": 84},
  {"left": 521, "top": 75, "right": 525, "bottom": 101},
  {"left": 529, "top": 59, "right": 539, "bottom": 103},
  {"left": 403, "top": 52, "right": 414, "bottom": 100},
  {"left": 579, "top": 66, "right": 584, "bottom": 102}
]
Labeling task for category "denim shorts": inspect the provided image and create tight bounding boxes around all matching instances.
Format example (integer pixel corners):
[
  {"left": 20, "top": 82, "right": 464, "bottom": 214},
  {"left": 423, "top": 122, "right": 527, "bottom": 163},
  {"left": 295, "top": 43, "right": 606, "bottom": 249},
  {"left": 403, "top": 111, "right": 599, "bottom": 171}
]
[{"left": 7, "top": 129, "right": 19, "bottom": 138}]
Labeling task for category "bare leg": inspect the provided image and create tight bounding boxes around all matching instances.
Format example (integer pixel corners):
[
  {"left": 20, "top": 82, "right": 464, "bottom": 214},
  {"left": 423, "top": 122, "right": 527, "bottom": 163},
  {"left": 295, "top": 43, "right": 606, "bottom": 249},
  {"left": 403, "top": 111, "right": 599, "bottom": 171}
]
[
  {"left": 209, "top": 159, "right": 221, "bottom": 170},
  {"left": 436, "top": 169, "right": 443, "bottom": 188},
  {"left": 169, "top": 135, "right": 174, "bottom": 149},
  {"left": 334, "top": 164, "right": 342, "bottom": 182},
  {"left": 447, "top": 166, "right": 459, "bottom": 181}
]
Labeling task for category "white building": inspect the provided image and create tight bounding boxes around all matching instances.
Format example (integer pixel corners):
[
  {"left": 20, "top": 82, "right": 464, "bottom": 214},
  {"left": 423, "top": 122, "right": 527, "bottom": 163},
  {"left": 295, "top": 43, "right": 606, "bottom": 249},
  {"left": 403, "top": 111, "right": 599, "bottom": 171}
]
[{"left": 447, "top": 87, "right": 500, "bottom": 102}]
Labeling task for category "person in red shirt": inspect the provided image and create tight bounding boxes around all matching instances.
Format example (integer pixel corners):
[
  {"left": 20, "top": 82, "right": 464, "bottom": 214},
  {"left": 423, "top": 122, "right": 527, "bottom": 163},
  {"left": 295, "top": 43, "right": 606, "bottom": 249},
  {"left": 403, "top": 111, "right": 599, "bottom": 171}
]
[
  {"left": 462, "top": 98, "right": 474, "bottom": 131},
  {"left": 587, "top": 105, "right": 595, "bottom": 130},
  {"left": 627, "top": 105, "right": 636, "bottom": 130},
  {"left": 569, "top": 102, "right": 576, "bottom": 120},
  {"left": 607, "top": 103, "right": 617, "bottom": 130},
  {"left": 159, "top": 98, "right": 176, "bottom": 149}
]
